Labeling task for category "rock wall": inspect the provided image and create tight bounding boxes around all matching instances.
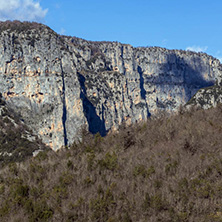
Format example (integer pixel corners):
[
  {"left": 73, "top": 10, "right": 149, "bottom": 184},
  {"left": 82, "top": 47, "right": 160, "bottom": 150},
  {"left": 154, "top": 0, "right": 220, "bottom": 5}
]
[
  {"left": 0, "top": 21, "right": 221, "bottom": 150},
  {"left": 0, "top": 22, "right": 86, "bottom": 150}
]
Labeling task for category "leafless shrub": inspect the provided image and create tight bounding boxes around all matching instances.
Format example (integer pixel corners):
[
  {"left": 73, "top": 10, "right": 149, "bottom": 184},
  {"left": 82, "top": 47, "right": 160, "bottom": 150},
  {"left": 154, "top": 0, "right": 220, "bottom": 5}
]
[{"left": 1, "top": 105, "right": 222, "bottom": 221}]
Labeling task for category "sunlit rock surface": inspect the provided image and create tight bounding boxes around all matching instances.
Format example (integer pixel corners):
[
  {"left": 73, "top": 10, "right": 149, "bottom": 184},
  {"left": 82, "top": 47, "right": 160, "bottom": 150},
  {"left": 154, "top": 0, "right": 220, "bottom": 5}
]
[{"left": 0, "top": 21, "right": 221, "bottom": 150}]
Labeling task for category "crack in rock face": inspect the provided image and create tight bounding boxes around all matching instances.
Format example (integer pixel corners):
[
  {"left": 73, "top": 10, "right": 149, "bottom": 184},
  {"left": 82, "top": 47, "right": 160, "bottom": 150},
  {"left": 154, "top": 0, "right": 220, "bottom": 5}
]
[
  {"left": 0, "top": 21, "right": 221, "bottom": 150},
  {"left": 61, "top": 66, "right": 68, "bottom": 146}
]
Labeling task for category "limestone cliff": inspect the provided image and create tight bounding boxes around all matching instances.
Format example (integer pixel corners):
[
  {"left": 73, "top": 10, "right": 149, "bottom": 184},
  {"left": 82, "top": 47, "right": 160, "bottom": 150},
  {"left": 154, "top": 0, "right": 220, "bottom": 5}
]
[
  {"left": 0, "top": 21, "right": 221, "bottom": 150},
  {"left": 0, "top": 21, "right": 86, "bottom": 150}
]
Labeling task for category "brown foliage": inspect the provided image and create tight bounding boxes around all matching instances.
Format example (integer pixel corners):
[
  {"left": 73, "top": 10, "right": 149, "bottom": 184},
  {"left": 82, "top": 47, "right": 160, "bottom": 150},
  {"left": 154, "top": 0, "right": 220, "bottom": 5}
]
[{"left": 1, "top": 105, "right": 222, "bottom": 221}]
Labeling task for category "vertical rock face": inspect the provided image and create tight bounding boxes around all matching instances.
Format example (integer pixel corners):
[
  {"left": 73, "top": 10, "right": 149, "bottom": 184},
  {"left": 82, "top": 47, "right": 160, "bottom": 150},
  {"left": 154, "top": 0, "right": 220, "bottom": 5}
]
[
  {"left": 0, "top": 22, "right": 86, "bottom": 150},
  {"left": 73, "top": 40, "right": 221, "bottom": 133},
  {"left": 0, "top": 21, "right": 221, "bottom": 150}
]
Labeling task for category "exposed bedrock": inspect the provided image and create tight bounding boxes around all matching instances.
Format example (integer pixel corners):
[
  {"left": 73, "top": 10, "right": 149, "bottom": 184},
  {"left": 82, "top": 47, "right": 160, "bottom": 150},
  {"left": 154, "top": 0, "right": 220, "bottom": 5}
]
[{"left": 0, "top": 21, "right": 221, "bottom": 149}]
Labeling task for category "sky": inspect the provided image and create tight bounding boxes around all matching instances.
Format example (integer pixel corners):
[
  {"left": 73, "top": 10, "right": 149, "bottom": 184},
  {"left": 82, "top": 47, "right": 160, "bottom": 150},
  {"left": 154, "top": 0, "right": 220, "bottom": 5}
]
[{"left": 0, "top": 0, "right": 222, "bottom": 61}]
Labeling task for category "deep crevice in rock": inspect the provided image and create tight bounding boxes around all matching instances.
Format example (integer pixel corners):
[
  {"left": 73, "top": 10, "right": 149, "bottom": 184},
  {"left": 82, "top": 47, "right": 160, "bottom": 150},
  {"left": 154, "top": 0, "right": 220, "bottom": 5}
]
[
  {"left": 61, "top": 65, "right": 68, "bottom": 146},
  {"left": 138, "top": 66, "right": 146, "bottom": 100},
  {"left": 138, "top": 65, "right": 151, "bottom": 118},
  {"left": 77, "top": 72, "right": 106, "bottom": 136}
]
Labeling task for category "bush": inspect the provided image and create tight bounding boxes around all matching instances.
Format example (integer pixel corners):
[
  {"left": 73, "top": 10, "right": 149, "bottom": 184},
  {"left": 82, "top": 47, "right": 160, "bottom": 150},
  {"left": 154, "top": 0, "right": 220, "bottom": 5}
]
[
  {"left": 0, "top": 104, "right": 222, "bottom": 220},
  {"left": 98, "top": 152, "right": 118, "bottom": 171}
]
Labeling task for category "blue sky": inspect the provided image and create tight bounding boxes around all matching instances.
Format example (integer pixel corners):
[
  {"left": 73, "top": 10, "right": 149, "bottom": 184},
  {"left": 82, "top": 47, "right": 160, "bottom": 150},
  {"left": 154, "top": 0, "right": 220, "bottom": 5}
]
[{"left": 0, "top": 0, "right": 222, "bottom": 60}]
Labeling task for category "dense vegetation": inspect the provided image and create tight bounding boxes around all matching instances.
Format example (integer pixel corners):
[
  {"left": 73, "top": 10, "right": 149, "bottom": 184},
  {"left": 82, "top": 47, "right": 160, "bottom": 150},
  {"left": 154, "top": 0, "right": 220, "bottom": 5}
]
[{"left": 1, "top": 105, "right": 222, "bottom": 221}]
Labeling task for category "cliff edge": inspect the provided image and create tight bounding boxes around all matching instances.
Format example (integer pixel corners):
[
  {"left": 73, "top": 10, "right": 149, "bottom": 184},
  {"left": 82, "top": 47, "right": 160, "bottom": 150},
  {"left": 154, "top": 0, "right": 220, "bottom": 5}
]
[{"left": 0, "top": 21, "right": 221, "bottom": 150}]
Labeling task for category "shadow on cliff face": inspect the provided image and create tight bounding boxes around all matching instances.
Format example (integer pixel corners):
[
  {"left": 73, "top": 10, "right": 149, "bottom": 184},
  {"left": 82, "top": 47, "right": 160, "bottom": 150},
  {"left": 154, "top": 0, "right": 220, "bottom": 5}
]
[
  {"left": 137, "top": 66, "right": 146, "bottom": 100},
  {"left": 137, "top": 66, "right": 151, "bottom": 118},
  {"left": 77, "top": 51, "right": 215, "bottom": 135},
  {"left": 168, "top": 53, "right": 214, "bottom": 87},
  {"left": 77, "top": 73, "right": 106, "bottom": 136},
  {"left": 140, "top": 52, "right": 215, "bottom": 107}
]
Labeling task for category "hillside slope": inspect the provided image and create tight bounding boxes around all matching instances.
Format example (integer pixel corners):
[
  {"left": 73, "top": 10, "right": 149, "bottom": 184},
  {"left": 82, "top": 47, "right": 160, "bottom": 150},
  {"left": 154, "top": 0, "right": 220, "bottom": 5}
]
[
  {"left": 0, "top": 105, "right": 222, "bottom": 221},
  {"left": 0, "top": 21, "right": 221, "bottom": 149},
  {"left": 0, "top": 93, "right": 48, "bottom": 166}
]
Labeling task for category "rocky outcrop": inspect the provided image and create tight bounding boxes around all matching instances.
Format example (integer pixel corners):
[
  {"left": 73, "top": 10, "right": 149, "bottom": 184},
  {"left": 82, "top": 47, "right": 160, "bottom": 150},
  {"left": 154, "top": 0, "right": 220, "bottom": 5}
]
[
  {"left": 0, "top": 93, "right": 48, "bottom": 165},
  {"left": 0, "top": 21, "right": 221, "bottom": 150},
  {"left": 186, "top": 60, "right": 222, "bottom": 109},
  {"left": 186, "top": 79, "right": 222, "bottom": 109}
]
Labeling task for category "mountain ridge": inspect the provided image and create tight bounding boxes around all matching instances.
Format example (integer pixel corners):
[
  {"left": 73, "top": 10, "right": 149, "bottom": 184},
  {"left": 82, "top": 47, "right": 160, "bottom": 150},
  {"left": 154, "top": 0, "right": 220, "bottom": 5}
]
[{"left": 0, "top": 21, "right": 221, "bottom": 150}]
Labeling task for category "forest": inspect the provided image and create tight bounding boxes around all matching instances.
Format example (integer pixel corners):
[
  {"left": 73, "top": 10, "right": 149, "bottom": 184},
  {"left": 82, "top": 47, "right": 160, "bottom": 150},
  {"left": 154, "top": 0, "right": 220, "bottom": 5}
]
[{"left": 0, "top": 105, "right": 222, "bottom": 221}]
